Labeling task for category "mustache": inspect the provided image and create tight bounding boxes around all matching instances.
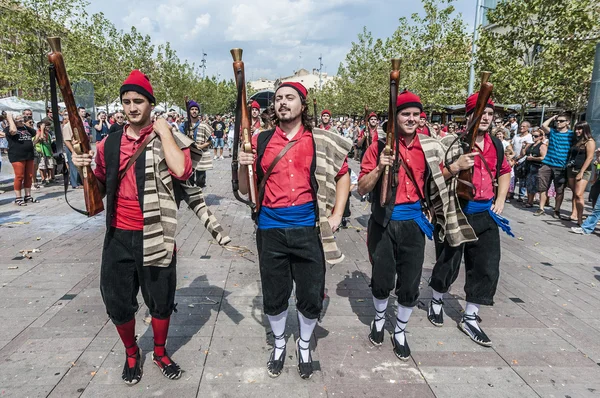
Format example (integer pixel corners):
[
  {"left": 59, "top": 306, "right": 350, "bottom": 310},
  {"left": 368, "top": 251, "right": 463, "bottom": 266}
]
[{"left": 278, "top": 106, "right": 289, "bottom": 112}]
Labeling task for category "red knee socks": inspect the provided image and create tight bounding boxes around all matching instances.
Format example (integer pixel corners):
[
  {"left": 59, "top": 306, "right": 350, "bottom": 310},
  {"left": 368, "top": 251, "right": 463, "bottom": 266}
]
[
  {"left": 152, "top": 317, "right": 172, "bottom": 365},
  {"left": 115, "top": 319, "right": 138, "bottom": 368}
]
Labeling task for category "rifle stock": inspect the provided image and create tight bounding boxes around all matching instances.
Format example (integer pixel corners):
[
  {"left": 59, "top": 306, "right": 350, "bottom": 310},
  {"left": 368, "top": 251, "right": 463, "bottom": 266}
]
[
  {"left": 456, "top": 72, "right": 493, "bottom": 201},
  {"left": 231, "top": 48, "right": 259, "bottom": 215},
  {"left": 380, "top": 58, "right": 401, "bottom": 207},
  {"left": 47, "top": 37, "right": 104, "bottom": 217}
]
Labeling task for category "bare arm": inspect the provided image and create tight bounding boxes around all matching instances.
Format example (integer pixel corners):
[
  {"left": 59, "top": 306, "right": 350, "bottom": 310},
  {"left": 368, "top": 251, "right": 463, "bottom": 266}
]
[
  {"left": 441, "top": 153, "right": 477, "bottom": 180},
  {"left": 491, "top": 172, "right": 511, "bottom": 215},
  {"left": 7, "top": 113, "right": 17, "bottom": 135},
  {"left": 578, "top": 140, "right": 596, "bottom": 180},
  {"left": 237, "top": 150, "right": 255, "bottom": 195},
  {"left": 541, "top": 115, "right": 557, "bottom": 134},
  {"left": 328, "top": 172, "right": 350, "bottom": 231},
  {"left": 357, "top": 162, "right": 384, "bottom": 196}
]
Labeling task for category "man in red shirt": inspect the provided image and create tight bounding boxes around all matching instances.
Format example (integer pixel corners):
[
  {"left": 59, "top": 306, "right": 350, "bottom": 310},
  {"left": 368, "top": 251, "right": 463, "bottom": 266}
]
[
  {"left": 72, "top": 70, "right": 196, "bottom": 385},
  {"left": 416, "top": 111, "right": 432, "bottom": 137},
  {"left": 357, "top": 112, "right": 381, "bottom": 161},
  {"left": 319, "top": 109, "right": 332, "bottom": 130},
  {"left": 357, "top": 90, "right": 450, "bottom": 361},
  {"left": 428, "top": 92, "right": 512, "bottom": 347},
  {"left": 238, "top": 82, "right": 351, "bottom": 379},
  {"left": 250, "top": 100, "right": 262, "bottom": 134}
]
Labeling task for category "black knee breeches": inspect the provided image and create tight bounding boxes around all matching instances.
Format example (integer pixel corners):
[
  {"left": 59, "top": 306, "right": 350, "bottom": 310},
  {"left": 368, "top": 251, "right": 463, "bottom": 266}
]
[
  {"left": 256, "top": 226, "right": 325, "bottom": 320},
  {"left": 429, "top": 211, "right": 501, "bottom": 306},
  {"left": 367, "top": 218, "right": 425, "bottom": 307},
  {"left": 100, "top": 228, "right": 177, "bottom": 325}
]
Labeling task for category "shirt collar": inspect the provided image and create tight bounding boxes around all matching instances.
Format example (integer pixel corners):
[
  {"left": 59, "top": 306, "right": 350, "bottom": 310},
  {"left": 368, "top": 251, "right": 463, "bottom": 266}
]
[
  {"left": 123, "top": 123, "right": 154, "bottom": 142},
  {"left": 275, "top": 125, "right": 306, "bottom": 140}
]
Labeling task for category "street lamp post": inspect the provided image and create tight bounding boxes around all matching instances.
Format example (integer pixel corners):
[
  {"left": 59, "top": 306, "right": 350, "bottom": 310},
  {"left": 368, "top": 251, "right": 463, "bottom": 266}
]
[{"left": 468, "top": 0, "right": 483, "bottom": 95}]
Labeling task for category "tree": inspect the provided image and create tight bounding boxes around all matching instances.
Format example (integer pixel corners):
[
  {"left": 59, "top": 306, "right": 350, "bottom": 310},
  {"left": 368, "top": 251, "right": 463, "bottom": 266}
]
[
  {"left": 315, "top": 0, "right": 470, "bottom": 117},
  {"left": 477, "top": 0, "right": 600, "bottom": 118},
  {"left": 0, "top": 0, "right": 88, "bottom": 103},
  {"left": 393, "top": 0, "right": 470, "bottom": 112}
]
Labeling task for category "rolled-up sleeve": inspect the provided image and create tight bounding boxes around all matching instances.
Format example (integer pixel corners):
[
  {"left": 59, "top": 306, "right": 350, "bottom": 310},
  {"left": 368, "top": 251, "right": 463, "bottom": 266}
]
[
  {"left": 94, "top": 139, "right": 106, "bottom": 184},
  {"left": 169, "top": 147, "right": 193, "bottom": 180}
]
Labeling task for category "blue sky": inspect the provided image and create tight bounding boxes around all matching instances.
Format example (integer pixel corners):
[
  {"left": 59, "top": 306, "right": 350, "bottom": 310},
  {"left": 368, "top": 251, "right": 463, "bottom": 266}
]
[{"left": 87, "top": 0, "right": 477, "bottom": 81}]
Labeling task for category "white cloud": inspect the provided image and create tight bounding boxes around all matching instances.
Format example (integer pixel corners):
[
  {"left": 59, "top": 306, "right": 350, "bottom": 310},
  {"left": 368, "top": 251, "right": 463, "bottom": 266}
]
[
  {"left": 184, "top": 14, "right": 211, "bottom": 40},
  {"left": 87, "top": 0, "right": 474, "bottom": 79}
]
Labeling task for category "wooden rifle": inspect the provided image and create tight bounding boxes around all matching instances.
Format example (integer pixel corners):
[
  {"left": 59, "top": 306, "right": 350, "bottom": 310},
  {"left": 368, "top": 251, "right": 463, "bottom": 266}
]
[
  {"left": 313, "top": 98, "right": 318, "bottom": 127},
  {"left": 230, "top": 48, "right": 259, "bottom": 216},
  {"left": 379, "top": 58, "right": 401, "bottom": 207},
  {"left": 47, "top": 37, "right": 104, "bottom": 217},
  {"left": 456, "top": 71, "right": 493, "bottom": 200}
]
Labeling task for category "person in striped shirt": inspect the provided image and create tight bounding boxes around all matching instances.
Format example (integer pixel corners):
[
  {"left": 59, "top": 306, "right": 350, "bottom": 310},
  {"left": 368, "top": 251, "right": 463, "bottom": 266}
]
[{"left": 534, "top": 114, "right": 574, "bottom": 218}]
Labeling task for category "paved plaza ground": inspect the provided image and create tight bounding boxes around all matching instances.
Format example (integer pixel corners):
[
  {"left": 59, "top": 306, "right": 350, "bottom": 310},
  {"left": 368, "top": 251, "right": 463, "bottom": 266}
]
[{"left": 1, "top": 152, "right": 600, "bottom": 398}]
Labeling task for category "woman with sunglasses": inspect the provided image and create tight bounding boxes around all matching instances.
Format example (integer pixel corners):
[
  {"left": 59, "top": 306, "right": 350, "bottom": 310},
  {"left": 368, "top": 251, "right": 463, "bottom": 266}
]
[
  {"left": 566, "top": 121, "right": 596, "bottom": 225},
  {"left": 523, "top": 129, "right": 547, "bottom": 208}
]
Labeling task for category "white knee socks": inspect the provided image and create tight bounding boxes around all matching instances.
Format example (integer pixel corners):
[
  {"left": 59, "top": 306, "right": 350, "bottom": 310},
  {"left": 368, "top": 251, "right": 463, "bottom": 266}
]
[
  {"left": 267, "top": 309, "right": 288, "bottom": 360},
  {"left": 465, "top": 302, "right": 481, "bottom": 331},
  {"left": 432, "top": 289, "right": 444, "bottom": 314},
  {"left": 297, "top": 312, "right": 317, "bottom": 362},
  {"left": 373, "top": 297, "right": 388, "bottom": 332},
  {"left": 394, "top": 303, "right": 413, "bottom": 345}
]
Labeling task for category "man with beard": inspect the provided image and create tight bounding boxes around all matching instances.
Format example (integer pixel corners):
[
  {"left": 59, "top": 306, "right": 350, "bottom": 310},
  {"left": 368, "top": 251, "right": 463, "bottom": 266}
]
[
  {"left": 72, "top": 70, "right": 230, "bottom": 385},
  {"left": 416, "top": 112, "right": 433, "bottom": 137},
  {"left": 427, "top": 92, "right": 512, "bottom": 347},
  {"left": 180, "top": 100, "right": 213, "bottom": 187},
  {"left": 250, "top": 100, "right": 262, "bottom": 134},
  {"left": 319, "top": 109, "right": 333, "bottom": 131},
  {"left": 237, "top": 82, "right": 351, "bottom": 380},
  {"left": 357, "top": 112, "right": 383, "bottom": 161},
  {"left": 357, "top": 90, "right": 453, "bottom": 361}
]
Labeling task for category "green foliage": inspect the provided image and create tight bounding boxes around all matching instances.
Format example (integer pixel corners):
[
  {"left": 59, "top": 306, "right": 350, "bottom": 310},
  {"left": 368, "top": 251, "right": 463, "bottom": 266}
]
[
  {"left": 476, "top": 0, "right": 600, "bottom": 116},
  {"left": 317, "top": 0, "right": 470, "bottom": 116},
  {"left": 0, "top": 0, "right": 235, "bottom": 113}
]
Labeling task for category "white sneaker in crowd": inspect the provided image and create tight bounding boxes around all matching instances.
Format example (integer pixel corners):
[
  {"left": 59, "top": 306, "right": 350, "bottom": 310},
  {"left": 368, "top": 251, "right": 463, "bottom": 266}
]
[
  {"left": 570, "top": 227, "right": 586, "bottom": 235},
  {"left": 219, "top": 156, "right": 224, "bottom": 160},
  {"left": 213, "top": 156, "right": 218, "bottom": 160}
]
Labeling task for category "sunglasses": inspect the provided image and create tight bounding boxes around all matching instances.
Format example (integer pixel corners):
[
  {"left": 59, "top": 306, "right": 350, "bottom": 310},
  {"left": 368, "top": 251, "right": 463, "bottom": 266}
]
[
  {"left": 556, "top": 119, "right": 568, "bottom": 123},
  {"left": 532, "top": 134, "right": 540, "bottom": 138}
]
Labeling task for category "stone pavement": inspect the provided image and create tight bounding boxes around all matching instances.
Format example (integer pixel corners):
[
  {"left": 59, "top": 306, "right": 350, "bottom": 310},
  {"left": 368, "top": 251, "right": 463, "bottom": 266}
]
[{"left": 1, "top": 151, "right": 600, "bottom": 398}]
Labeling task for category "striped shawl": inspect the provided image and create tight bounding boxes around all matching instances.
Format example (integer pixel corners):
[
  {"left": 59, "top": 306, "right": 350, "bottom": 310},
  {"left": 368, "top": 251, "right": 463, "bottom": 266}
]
[
  {"left": 416, "top": 134, "right": 451, "bottom": 243},
  {"left": 439, "top": 133, "right": 478, "bottom": 246},
  {"left": 186, "top": 121, "right": 214, "bottom": 171},
  {"left": 312, "top": 128, "right": 353, "bottom": 264},
  {"left": 143, "top": 132, "right": 230, "bottom": 267}
]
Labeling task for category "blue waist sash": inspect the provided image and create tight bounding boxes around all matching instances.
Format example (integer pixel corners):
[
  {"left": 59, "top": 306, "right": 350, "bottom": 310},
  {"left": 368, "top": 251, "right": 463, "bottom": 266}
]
[
  {"left": 391, "top": 202, "right": 434, "bottom": 240},
  {"left": 462, "top": 199, "right": 514, "bottom": 237},
  {"left": 257, "top": 201, "right": 316, "bottom": 230}
]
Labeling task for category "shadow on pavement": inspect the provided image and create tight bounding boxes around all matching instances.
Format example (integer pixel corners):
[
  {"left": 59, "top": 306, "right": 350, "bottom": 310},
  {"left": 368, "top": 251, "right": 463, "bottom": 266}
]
[
  {"left": 336, "top": 270, "right": 372, "bottom": 328},
  {"left": 138, "top": 275, "right": 244, "bottom": 358}
]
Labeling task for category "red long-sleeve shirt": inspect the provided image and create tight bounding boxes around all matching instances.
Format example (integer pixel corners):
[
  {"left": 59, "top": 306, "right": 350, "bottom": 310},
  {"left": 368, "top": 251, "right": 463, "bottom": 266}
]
[{"left": 94, "top": 123, "right": 192, "bottom": 230}]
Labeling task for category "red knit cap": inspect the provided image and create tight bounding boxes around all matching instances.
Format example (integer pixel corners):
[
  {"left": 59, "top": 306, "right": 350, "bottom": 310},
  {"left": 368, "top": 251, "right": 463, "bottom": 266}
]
[
  {"left": 465, "top": 92, "right": 494, "bottom": 115},
  {"left": 368, "top": 112, "right": 378, "bottom": 120},
  {"left": 120, "top": 70, "right": 155, "bottom": 105},
  {"left": 420, "top": 112, "right": 427, "bottom": 119},
  {"left": 277, "top": 82, "right": 307, "bottom": 99},
  {"left": 396, "top": 90, "right": 423, "bottom": 112},
  {"left": 321, "top": 109, "right": 331, "bottom": 116},
  {"left": 251, "top": 100, "right": 260, "bottom": 109}
]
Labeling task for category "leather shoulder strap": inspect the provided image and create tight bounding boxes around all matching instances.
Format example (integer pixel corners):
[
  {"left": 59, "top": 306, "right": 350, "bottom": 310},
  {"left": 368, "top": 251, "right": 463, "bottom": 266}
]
[
  {"left": 257, "top": 139, "right": 300, "bottom": 207},
  {"left": 118, "top": 132, "right": 156, "bottom": 181}
]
